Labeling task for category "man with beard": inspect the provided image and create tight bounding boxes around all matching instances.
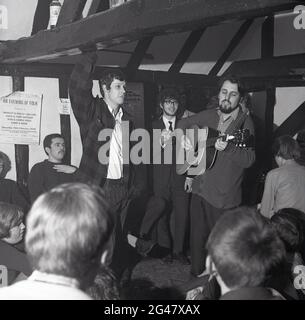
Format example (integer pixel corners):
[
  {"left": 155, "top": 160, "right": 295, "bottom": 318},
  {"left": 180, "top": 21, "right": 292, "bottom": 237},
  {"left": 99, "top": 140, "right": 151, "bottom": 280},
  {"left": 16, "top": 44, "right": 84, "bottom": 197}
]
[
  {"left": 28, "top": 134, "right": 77, "bottom": 203},
  {"left": 129, "top": 89, "right": 190, "bottom": 264},
  {"left": 177, "top": 76, "right": 255, "bottom": 276}
]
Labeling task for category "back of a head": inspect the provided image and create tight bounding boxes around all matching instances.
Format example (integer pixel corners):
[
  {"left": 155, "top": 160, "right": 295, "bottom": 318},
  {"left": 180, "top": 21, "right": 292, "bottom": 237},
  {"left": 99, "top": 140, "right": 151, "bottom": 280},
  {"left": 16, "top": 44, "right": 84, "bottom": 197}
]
[
  {"left": 272, "top": 135, "right": 300, "bottom": 160},
  {"left": 207, "top": 207, "right": 286, "bottom": 290},
  {"left": 271, "top": 211, "right": 304, "bottom": 254},
  {"left": 0, "top": 202, "right": 23, "bottom": 239},
  {"left": 297, "top": 129, "right": 305, "bottom": 147},
  {"left": 25, "top": 183, "right": 114, "bottom": 288}
]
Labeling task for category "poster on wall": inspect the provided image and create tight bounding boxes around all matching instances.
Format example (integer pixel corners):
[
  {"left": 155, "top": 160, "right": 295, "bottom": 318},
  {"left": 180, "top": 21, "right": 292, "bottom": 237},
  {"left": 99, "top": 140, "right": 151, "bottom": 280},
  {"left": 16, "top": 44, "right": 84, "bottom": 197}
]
[
  {"left": 0, "top": 91, "right": 43, "bottom": 145},
  {"left": 124, "top": 83, "right": 144, "bottom": 129}
]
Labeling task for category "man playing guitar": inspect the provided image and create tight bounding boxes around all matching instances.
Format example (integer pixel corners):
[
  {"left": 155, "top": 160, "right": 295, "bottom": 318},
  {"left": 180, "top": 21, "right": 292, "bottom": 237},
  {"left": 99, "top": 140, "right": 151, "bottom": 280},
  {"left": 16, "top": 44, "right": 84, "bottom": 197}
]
[{"left": 177, "top": 76, "right": 255, "bottom": 277}]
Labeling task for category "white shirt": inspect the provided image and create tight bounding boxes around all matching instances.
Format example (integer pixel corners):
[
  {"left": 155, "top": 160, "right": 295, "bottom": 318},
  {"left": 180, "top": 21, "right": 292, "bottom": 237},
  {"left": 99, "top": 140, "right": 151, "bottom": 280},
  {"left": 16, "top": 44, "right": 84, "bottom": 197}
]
[
  {"left": 162, "top": 115, "right": 176, "bottom": 131},
  {"left": 0, "top": 270, "right": 91, "bottom": 300},
  {"left": 107, "top": 106, "right": 123, "bottom": 179}
]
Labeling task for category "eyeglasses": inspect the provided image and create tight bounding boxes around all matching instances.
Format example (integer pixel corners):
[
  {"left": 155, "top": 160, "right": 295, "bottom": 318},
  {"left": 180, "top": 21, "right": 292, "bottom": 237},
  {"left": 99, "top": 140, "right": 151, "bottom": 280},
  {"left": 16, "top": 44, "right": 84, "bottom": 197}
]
[{"left": 164, "top": 99, "right": 178, "bottom": 105}]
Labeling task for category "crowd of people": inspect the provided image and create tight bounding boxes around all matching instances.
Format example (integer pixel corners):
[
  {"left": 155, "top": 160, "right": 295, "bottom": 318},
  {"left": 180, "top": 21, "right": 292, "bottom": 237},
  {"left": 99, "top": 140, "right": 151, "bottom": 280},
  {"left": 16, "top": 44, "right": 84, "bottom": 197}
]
[{"left": 1, "top": 50, "right": 305, "bottom": 300}]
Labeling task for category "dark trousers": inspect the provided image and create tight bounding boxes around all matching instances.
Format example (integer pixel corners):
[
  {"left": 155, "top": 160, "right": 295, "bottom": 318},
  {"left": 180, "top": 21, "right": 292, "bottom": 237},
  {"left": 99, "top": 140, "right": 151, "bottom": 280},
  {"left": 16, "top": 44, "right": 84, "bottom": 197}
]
[
  {"left": 140, "top": 186, "right": 189, "bottom": 254},
  {"left": 102, "top": 179, "right": 130, "bottom": 278},
  {"left": 190, "top": 194, "right": 225, "bottom": 276}
]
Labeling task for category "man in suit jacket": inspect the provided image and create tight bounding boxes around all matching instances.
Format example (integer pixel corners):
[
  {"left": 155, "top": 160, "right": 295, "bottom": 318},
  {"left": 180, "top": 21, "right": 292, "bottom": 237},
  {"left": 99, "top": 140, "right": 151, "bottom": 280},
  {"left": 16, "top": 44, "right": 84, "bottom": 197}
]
[
  {"left": 134, "top": 88, "right": 190, "bottom": 264},
  {"left": 178, "top": 76, "right": 255, "bottom": 276}
]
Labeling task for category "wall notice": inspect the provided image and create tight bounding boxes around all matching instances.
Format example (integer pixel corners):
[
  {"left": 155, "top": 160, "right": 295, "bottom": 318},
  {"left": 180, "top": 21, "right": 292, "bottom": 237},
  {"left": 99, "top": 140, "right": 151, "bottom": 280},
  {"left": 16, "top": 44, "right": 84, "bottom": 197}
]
[{"left": 0, "top": 91, "right": 43, "bottom": 145}]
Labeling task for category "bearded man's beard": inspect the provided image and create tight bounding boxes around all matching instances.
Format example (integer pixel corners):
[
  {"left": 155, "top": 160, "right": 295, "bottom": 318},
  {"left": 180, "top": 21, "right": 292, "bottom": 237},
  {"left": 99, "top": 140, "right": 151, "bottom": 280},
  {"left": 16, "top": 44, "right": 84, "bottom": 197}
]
[{"left": 219, "top": 100, "right": 239, "bottom": 114}]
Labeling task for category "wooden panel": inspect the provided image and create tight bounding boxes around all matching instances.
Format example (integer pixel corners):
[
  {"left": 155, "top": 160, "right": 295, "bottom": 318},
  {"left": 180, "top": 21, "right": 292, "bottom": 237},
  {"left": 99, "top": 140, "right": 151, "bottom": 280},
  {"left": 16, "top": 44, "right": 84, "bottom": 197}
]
[
  {"left": 12, "top": 77, "right": 30, "bottom": 199},
  {"left": 58, "top": 76, "right": 71, "bottom": 165},
  {"left": 0, "top": 0, "right": 301, "bottom": 63},
  {"left": 57, "top": 0, "right": 88, "bottom": 26},
  {"left": 262, "top": 15, "right": 275, "bottom": 172}
]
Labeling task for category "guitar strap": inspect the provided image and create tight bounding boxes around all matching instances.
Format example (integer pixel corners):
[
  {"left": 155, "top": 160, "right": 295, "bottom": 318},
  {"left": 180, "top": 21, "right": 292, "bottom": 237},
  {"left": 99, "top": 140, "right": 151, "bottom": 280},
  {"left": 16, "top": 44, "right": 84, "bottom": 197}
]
[{"left": 224, "top": 107, "right": 249, "bottom": 135}]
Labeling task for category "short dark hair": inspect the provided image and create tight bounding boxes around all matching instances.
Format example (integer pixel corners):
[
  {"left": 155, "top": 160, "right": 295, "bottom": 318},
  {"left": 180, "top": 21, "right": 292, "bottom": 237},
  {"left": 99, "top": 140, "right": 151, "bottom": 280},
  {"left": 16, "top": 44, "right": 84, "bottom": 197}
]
[
  {"left": 272, "top": 135, "right": 300, "bottom": 160},
  {"left": 159, "top": 88, "right": 180, "bottom": 105},
  {"left": 99, "top": 69, "right": 126, "bottom": 97},
  {"left": 218, "top": 75, "right": 246, "bottom": 98},
  {"left": 0, "top": 202, "right": 23, "bottom": 239},
  {"left": 296, "top": 129, "right": 305, "bottom": 147},
  {"left": 0, "top": 151, "right": 11, "bottom": 178},
  {"left": 26, "top": 183, "right": 114, "bottom": 288},
  {"left": 207, "top": 206, "right": 286, "bottom": 289},
  {"left": 271, "top": 211, "right": 304, "bottom": 253},
  {"left": 43, "top": 134, "right": 64, "bottom": 155}
]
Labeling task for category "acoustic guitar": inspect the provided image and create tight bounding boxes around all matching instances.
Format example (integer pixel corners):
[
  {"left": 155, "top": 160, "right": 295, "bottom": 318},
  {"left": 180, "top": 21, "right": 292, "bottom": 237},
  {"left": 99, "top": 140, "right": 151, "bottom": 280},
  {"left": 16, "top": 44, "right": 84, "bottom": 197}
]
[{"left": 177, "top": 110, "right": 251, "bottom": 176}]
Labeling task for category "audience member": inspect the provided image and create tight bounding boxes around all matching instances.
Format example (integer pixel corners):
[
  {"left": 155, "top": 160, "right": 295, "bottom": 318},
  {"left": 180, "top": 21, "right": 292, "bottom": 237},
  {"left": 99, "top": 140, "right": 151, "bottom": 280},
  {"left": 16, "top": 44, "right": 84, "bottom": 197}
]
[
  {"left": 296, "top": 129, "right": 305, "bottom": 166},
  {"left": 0, "top": 151, "right": 29, "bottom": 212},
  {"left": 260, "top": 135, "right": 305, "bottom": 218},
  {"left": 0, "top": 202, "right": 32, "bottom": 285},
  {"left": 0, "top": 183, "right": 114, "bottom": 300},
  {"left": 28, "top": 134, "right": 77, "bottom": 203},
  {"left": 86, "top": 265, "right": 120, "bottom": 300},
  {"left": 205, "top": 206, "right": 286, "bottom": 300},
  {"left": 271, "top": 209, "right": 305, "bottom": 299}
]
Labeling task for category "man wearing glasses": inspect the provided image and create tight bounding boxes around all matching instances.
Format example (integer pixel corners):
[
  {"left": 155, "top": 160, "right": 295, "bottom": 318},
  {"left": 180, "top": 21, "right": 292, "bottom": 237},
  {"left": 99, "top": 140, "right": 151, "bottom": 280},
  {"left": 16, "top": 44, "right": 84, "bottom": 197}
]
[{"left": 129, "top": 88, "right": 190, "bottom": 264}]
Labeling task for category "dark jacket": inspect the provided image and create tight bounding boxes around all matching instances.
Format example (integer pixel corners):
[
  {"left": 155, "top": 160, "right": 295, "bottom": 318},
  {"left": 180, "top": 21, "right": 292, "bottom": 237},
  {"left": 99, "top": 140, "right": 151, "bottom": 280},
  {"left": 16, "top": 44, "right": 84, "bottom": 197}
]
[
  {"left": 151, "top": 118, "right": 185, "bottom": 194},
  {"left": 69, "top": 52, "right": 136, "bottom": 188},
  {"left": 178, "top": 108, "right": 255, "bottom": 209}
]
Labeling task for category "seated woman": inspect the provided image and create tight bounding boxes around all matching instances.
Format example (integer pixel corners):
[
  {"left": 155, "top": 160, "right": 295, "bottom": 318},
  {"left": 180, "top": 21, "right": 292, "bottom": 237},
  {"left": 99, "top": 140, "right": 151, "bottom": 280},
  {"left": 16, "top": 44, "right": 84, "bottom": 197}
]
[{"left": 0, "top": 202, "right": 32, "bottom": 285}]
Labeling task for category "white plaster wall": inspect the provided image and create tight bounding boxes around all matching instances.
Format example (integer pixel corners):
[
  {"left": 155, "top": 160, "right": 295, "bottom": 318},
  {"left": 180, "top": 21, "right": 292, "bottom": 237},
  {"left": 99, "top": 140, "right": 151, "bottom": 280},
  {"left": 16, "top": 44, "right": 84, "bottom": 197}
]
[{"left": 0, "top": 76, "right": 16, "bottom": 180}]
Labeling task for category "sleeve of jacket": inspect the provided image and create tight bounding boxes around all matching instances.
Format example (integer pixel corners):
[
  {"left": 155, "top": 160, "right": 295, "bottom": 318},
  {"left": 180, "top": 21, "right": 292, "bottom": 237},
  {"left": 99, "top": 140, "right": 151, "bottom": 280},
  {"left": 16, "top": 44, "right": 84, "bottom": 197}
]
[
  {"left": 222, "top": 115, "right": 256, "bottom": 169},
  {"left": 260, "top": 170, "right": 276, "bottom": 218},
  {"left": 69, "top": 52, "right": 98, "bottom": 142},
  {"left": 28, "top": 164, "right": 44, "bottom": 204}
]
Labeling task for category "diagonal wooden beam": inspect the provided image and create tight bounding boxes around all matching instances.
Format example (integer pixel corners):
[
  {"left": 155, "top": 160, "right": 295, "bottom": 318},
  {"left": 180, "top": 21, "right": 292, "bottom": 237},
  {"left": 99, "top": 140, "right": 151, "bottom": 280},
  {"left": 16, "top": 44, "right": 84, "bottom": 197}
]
[
  {"left": 126, "top": 37, "right": 154, "bottom": 76},
  {"left": 0, "top": 0, "right": 301, "bottom": 63},
  {"left": 209, "top": 19, "right": 253, "bottom": 76},
  {"left": 262, "top": 15, "right": 275, "bottom": 171},
  {"left": 57, "top": 0, "right": 88, "bottom": 26},
  {"left": 274, "top": 101, "right": 305, "bottom": 137},
  {"left": 261, "top": 15, "right": 274, "bottom": 58},
  {"left": 169, "top": 28, "right": 206, "bottom": 74},
  {"left": 31, "top": 0, "right": 53, "bottom": 35}
]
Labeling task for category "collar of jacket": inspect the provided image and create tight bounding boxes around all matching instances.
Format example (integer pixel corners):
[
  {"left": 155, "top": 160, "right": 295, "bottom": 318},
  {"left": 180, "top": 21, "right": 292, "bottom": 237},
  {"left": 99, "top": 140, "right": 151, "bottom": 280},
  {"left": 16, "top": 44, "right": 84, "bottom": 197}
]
[{"left": 97, "top": 99, "right": 133, "bottom": 129}]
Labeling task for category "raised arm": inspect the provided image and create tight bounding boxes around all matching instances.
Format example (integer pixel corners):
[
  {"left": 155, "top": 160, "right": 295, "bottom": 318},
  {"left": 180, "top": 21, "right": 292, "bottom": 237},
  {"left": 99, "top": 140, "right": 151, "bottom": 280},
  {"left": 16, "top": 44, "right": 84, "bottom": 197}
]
[{"left": 69, "top": 52, "right": 98, "bottom": 138}]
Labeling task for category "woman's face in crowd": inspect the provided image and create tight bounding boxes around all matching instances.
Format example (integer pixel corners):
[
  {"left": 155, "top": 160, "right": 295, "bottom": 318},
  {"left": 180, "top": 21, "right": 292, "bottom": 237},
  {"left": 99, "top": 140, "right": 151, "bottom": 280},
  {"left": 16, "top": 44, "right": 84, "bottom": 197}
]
[{"left": 8, "top": 221, "right": 25, "bottom": 245}]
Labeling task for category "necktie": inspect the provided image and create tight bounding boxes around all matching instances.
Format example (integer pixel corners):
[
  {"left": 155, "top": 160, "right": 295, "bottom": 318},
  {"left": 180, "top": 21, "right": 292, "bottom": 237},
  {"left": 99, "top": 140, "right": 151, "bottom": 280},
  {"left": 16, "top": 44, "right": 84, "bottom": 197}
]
[{"left": 168, "top": 121, "right": 173, "bottom": 132}]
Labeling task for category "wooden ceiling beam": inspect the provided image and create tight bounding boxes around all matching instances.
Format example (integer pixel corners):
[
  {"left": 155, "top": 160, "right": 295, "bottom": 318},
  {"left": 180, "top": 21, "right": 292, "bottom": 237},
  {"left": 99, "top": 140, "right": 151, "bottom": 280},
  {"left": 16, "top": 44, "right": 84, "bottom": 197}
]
[
  {"left": 0, "top": 63, "right": 218, "bottom": 88},
  {"left": 0, "top": 0, "right": 301, "bottom": 64},
  {"left": 224, "top": 53, "right": 305, "bottom": 78}
]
